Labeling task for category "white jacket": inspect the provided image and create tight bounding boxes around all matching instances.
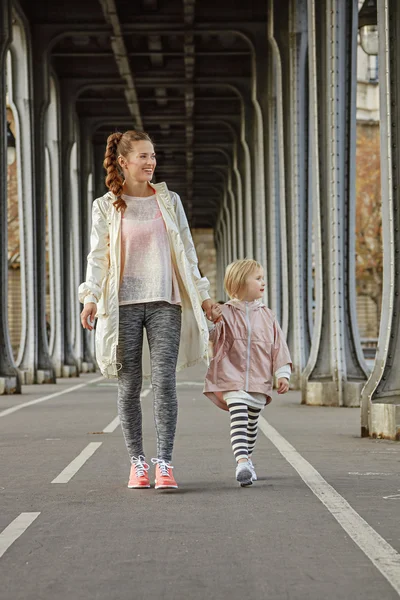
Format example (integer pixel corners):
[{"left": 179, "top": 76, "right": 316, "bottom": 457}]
[{"left": 78, "top": 182, "right": 211, "bottom": 378}]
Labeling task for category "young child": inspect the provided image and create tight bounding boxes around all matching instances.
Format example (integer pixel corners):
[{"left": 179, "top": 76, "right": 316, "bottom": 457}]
[{"left": 204, "top": 259, "right": 292, "bottom": 487}]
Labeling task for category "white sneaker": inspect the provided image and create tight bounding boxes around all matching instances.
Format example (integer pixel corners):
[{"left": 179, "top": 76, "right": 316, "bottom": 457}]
[
  {"left": 248, "top": 458, "right": 257, "bottom": 481},
  {"left": 235, "top": 461, "right": 253, "bottom": 487}
]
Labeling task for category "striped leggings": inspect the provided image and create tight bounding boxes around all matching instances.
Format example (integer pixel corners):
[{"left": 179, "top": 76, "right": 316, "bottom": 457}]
[
  {"left": 227, "top": 403, "right": 261, "bottom": 462},
  {"left": 117, "top": 302, "right": 182, "bottom": 464}
]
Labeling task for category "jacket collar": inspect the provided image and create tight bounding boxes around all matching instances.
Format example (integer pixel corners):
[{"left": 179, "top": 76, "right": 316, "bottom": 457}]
[{"left": 225, "top": 298, "right": 265, "bottom": 312}]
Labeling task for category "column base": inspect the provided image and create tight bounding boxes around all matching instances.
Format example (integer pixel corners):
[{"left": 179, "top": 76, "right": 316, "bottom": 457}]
[
  {"left": 36, "top": 369, "right": 56, "bottom": 384},
  {"left": 303, "top": 380, "right": 364, "bottom": 407},
  {"left": 302, "top": 381, "right": 340, "bottom": 406},
  {"left": 367, "top": 402, "right": 400, "bottom": 441},
  {"left": 343, "top": 381, "right": 364, "bottom": 407},
  {"left": 0, "top": 376, "right": 21, "bottom": 395},
  {"left": 289, "top": 370, "right": 301, "bottom": 390},
  {"left": 81, "top": 362, "right": 95, "bottom": 373},
  {"left": 62, "top": 365, "right": 78, "bottom": 378},
  {"left": 17, "top": 369, "right": 35, "bottom": 385}
]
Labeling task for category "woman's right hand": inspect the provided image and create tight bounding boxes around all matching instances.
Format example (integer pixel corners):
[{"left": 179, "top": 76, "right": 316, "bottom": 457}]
[{"left": 80, "top": 302, "right": 97, "bottom": 331}]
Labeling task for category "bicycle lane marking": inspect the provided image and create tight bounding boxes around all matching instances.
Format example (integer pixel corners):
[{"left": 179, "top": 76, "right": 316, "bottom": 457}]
[
  {"left": 0, "top": 376, "right": 104, "bottom": 418},
  {"left": 259, "top": 416, "right": 400, "bottom": 596}
]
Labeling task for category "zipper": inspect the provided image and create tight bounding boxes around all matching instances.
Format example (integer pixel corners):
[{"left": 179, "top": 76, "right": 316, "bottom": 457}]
[
  {"left": 109, "top": 204, "right": 121, "bottom": 368},
  {"left": 245, "top": 302, "right": 251, "bottom": 390}
]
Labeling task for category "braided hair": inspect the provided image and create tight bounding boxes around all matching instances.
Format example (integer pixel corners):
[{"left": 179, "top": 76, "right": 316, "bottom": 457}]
[{"left": 103, "top": 130, "right": 154, "bottom": 212}]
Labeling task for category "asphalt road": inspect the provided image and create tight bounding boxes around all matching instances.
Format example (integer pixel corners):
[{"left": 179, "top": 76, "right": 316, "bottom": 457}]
[{"left": 1, "top": 365, "right": 399, "bottom": 600}]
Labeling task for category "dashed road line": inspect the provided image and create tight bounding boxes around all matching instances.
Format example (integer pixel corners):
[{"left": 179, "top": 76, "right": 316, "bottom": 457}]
[
  {"left": 259, "top": 416, "right": 400, "bottom": 596},
  {"left": 0, "top": 376, "right": 103, "bottom": 418},
  {"left": 0, "top": 513, "right": 40, "bottom": 559},
  {"left": 51, "top": 442, "right": 102, "bottom": 484},
  {"left": 103, "top": 415, "right": 120, "bottom": 433}
]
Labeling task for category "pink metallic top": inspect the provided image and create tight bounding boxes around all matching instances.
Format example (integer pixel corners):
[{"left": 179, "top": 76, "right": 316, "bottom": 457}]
[
  {"left": 203, "top": 299, "right": 292, "bottom": 411},
  {"left": 119, "top": 194, "right": 181, "bottom": 306}
]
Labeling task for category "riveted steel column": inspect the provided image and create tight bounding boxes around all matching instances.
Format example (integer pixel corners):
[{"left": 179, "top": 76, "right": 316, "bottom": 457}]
[
  {"left": 0, "top": 0, "right": 20, "bottom": 394},
  {"left": 45, "top": 75, "right": 63, "bottom": 378},
  {"left": 303, "top": 0, "right": 368, "bottom": 406},
  {"left": 214, "top": 230, "right": 220, "bottom": 300},
  {"left": 266, "top": 0, "right": 290, "bottom": 337},
  {"left": 7, "top": 11, "right": 36, "bottom": 385},
  {"left": 94, "top": 141, "right": 106, "bottom": 200},
  {"left": 31, "top": 27, "right": 56, "bottom": 383},
  {"left": 79, "top": 119, "right": 96, "bottom": 372},
  {"left": 276, "top": 0, "right": 311, "bottom": 388},
  {"left": 59, "top": 81, "right": 81, "bottom": 376},
  {"left": 235, "top": 94, "right": 253, "bottom": 258},
  {"left": 361, "top": 0, "right": 400, "bottom": 440}
]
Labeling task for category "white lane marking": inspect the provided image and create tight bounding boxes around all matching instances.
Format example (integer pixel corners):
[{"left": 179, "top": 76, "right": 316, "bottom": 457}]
[
  {"left": 97, "top": 383, "right": 118, "bottom": 387},
  {"left": 176, "top": 381, "right": 204, "bottom": 387},
  {"left": 259, "top": 416, "right": 400, "bottom": 596},
  {"left": 141, "top": 388, "right": 151, "bottom": 398},
  {"left": 51, "top": 442, "right": 102, "bottom": 484},
  {"left": 349, "top": 472, "right": 394, "bottom": 476},
  {"left": 0, "top": 376, "right": 104, "bottom": 418},
  {"left": 383, "top": 491, "right": 400, "bottom": 500},
  {"left": 0, "top": 513, "right": 40, "bottom": 559},
  {"left": 103, "top": 416, "right": 120, "bottom": 433}
]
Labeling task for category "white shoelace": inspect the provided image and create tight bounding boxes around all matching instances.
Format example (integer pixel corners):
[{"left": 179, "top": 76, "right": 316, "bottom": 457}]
[
  {"left": 132, "top": 455, "right": 149, "bottom": 478},
  {"left": 151, "top": 458, "right": 173, "bottom": 477}
]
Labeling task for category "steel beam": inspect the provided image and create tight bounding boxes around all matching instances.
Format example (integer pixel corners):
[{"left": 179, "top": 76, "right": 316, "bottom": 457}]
[
  {"left": 0, "top": 0, "right": 20, "bottom": 393},
  {"left": 30, "top": 27, "right": 57, "bottom": 383},
  {"left": 98, "top": 0, "right": 143, "bottom": 129},
  {"left": 303, "top": 0, "right": 368, "bottom": 407},
  {"left": 360, "top": 0, "right": 400, "bottom": 440},
  {"left": 275, "top": 0, "right": 311, "bottom": 388},
  {"left": 266, "top": 0, "right": 289, "bottom": 336},
  {"left": 6, "top": 9, "right": 37, "bottom": 384}
]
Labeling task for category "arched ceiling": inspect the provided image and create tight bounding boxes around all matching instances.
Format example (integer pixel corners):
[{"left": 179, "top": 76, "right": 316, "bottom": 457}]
[{"left": 18, "top": 0, "right": 267, "bottom": 227}]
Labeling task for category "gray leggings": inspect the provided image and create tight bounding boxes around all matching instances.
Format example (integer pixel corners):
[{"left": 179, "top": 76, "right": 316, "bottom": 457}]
[{"left": 117, "top": 302, "right": 182, "bottom": 464}]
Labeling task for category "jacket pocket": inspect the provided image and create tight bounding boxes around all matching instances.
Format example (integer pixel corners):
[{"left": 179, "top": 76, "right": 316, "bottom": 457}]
[{"left": 96, "top": 273, "right": 110, "bottom": 317}]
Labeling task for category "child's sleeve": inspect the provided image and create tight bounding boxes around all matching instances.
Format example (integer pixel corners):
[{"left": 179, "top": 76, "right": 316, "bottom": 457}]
[
  {"left": 272, "top": 318, "right": 292, "bottom": 374},
  {"left": 209, "top": 319, "right": 224, "bottom": 345},
  {"left": 275, "top": 364, "right": 292, "bottom": 381}
]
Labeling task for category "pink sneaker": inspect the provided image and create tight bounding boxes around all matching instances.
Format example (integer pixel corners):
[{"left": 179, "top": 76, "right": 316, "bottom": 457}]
[
  {"left": 151, "top": 458, "right": 178, "bottom": 489},
  {"left": 128, "top": 456, "right": 150, "bottom": 489}
]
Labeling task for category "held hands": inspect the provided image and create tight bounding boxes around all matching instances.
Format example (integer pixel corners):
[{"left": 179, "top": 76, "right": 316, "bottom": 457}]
[
  {"left": 201, "top": 299, "right": 223, "bottom": 323},
  {"left": 277, "top": 378, "right": 289, "bottom": 394},
  {"left": 80, "top": 302, "right": 97, "bottom": 331},
  {"left": 210, "top": 304, "right": 223, "bottom": 322}
]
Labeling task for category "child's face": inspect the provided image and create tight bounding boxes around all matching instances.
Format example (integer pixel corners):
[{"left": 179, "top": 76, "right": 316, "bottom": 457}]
[{"left": 241, "top": 267, "right": 265, "bottom": 301}]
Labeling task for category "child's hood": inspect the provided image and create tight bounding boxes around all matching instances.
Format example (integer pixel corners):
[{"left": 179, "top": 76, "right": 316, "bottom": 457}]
[{"left": 224, "top": 299, "right": 265, "bottom": 312}]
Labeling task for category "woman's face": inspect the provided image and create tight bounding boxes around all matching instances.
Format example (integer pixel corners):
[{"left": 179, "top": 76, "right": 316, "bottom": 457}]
[{"left": 119, "top": 140, "right": 156, "bottom": 182}]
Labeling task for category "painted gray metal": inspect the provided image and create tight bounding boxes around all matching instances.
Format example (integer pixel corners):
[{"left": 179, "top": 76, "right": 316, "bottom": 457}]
[
  {"left": 361, "top": 0, "right": 400, "bottom": 418},
  {"left": 0, "top": 0, "right": 20, "bottom": 393},
  {"left": 303, "top": 0, "right": 368, "bottom": 406}
]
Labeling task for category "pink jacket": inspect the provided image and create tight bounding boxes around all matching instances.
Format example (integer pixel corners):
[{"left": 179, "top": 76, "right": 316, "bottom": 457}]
[{"left": 203, "top": 299, "right": 292, "bottom": 411}]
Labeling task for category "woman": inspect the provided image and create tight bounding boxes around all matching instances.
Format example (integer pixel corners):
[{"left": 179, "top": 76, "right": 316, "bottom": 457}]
[{"left": 79, "top": 130, "right": 221, "bottom": 490}]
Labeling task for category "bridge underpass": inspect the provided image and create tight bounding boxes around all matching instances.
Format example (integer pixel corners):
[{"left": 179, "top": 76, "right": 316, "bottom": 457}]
[
  {"left": 1, "top": 1, "right": 400, "bottom": 597},
  {"left": 1, "top": 0, "right": 399, "bottom": 436}
]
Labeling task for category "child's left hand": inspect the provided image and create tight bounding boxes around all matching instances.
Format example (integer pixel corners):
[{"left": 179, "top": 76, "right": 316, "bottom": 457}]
[{"left": 277, "top": 378, "right": 289, "bottom": 394}]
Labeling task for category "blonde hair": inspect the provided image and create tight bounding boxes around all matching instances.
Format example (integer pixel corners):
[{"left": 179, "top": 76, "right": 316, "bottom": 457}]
[
  {"left": 103, "top": 130, "right": 154, "bottom": 212},
  {"left": 224, "top": 259, "right": 263, "bottom": 299}
]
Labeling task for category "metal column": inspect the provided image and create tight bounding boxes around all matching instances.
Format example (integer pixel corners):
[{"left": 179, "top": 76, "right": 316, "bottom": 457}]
[
  {"left": 361, "top": 0, "right": 400, "bottom": 439},
  {"left": 31, "top": 27, "right": 56, "bottom": 383},
  {"left": 0, "top": 0, "right": 20, "bottom": 394},
  {"left": 303, "top": 0, "right": 368, "bottom": 406},
  {"left": 275, "top": 0, "right": 311, "bottom": 386}
]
